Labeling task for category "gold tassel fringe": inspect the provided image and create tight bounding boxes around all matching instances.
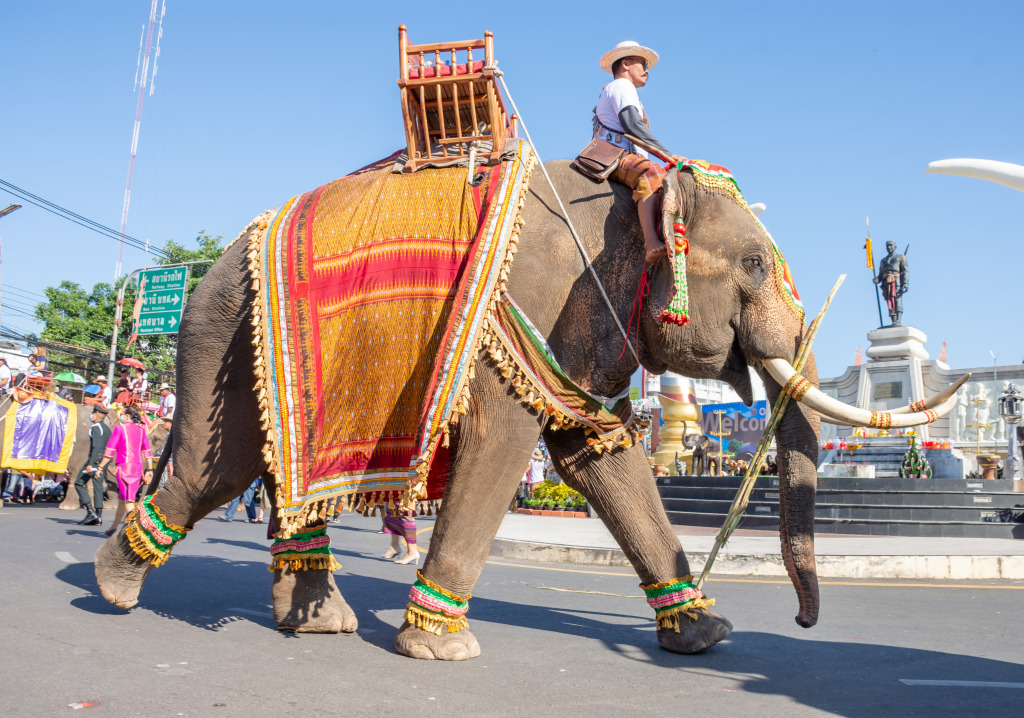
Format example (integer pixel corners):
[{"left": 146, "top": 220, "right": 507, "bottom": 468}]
[
  {"left": 403, "top": 602, "right": 470, "bottom": 635},
  {"left": 655, "top": 597, "right": 717, "bottom": 633},
  {"left": 125, "top": 518, "right": 174, "bottom": 567},
  {"left": 268, "top": 554, "right": 343, "bottom": 573}
]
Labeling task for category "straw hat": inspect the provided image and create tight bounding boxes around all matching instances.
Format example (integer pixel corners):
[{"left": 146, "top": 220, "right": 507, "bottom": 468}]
[{"left": 600, "top": 40, "right": 659, "bottom": 74}]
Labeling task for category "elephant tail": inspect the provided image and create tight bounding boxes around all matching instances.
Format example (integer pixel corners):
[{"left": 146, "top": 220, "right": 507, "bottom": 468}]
[{"left": 146, "top": 427, "right": 174, "bottom": 497}]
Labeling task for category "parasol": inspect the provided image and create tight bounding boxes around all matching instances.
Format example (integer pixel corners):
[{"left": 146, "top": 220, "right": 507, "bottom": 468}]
[
  {"left": 54, "top": 372, "right": 87, "bottom": 383},
  {"left": 82, "top": 384, "right": 101, "bottom": 394},
  {"left": 119, "top": 357, "right": 146, "bottom": 370}
]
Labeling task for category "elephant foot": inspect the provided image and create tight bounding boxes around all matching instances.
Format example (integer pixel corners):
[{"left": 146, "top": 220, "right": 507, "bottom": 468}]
[
  {"left": 93, "top": 530, "right": 154, "bottom": 609},
  {"left": 271, "top": 567, "right": 358, "bottom": 633},
  {"left": 656, "top": 609, "right": 733, "bottom": 654},
  {"left": 394, "top": 621, "right": 481, "bottom": 661}
]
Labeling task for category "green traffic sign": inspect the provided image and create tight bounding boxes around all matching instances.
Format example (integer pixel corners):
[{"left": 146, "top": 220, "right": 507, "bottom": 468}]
[{"left": 136, "top": 267, "right": 190, "bottom": 336}]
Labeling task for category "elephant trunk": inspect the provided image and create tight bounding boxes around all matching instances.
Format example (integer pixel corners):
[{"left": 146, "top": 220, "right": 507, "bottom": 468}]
[{"left": 765, "top": 354, "right": 821, "bottom": 628}]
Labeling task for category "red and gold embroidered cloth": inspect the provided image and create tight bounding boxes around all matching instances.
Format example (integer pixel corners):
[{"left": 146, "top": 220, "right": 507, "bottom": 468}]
[{"left": 250, "top": 143, "right": 533, "bottom": 534}]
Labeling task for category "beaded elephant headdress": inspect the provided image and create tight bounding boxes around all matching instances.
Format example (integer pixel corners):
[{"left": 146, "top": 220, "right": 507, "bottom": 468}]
[{"left": 658, "top": 160, "right": 805, "bottom": 325}]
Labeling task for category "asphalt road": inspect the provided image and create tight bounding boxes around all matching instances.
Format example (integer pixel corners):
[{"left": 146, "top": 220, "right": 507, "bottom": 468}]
[{"left": 2, "top": 503, "right": 1023, "bottom": 717}]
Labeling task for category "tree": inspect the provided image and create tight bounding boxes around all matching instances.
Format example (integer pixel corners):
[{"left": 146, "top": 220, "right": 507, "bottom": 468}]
[
  {"left": 34, "top": 232, "right": 225, "bottom": 376},
  {"left": 35, "top": 280, "right": 117, "bottom": 351},
  {"left": 899, "top": 435, "right": 933, "bottom": 479}
]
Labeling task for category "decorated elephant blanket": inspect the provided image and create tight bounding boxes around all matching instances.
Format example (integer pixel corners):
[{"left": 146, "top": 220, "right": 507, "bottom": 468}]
[
  {"left": 249, "top": 141, "right": 535, "bottom": 535},
  {"left": 1, "top": 392, "right": 77, "bottom": 474}
]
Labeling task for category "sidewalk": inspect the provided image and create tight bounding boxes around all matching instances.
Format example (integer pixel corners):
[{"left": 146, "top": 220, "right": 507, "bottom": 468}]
[{"left": 491, "top": 514, "right": 1024, "bottom": 580}]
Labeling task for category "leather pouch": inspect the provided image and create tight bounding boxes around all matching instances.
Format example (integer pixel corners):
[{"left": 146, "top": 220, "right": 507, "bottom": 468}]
[{"left": 571, "top": 138, "right": 625, "bottom": 182}]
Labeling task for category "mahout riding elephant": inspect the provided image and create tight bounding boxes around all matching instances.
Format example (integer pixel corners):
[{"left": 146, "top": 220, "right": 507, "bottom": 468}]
[{"left": 93, "top": 161, "right": 960, "bottom": 660}]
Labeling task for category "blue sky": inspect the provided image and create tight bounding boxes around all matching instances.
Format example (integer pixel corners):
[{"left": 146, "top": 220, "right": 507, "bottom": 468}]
[{"left": 1, "top": 1, "right": 1022, "bottom": 381}]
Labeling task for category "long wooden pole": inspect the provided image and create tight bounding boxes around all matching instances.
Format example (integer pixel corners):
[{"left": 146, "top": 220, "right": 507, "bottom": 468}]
[{"left": 696, "top": 274, "right": 846, "bottom": 589}]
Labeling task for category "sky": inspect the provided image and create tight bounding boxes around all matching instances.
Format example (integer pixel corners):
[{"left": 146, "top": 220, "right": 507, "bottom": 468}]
[{"left": 1, "top": 1, "right": 1022, "bottom": 381}]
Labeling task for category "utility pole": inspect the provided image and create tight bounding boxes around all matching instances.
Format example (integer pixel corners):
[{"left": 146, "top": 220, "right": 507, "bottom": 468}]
[
  {"left": 0, "top": 203, "right": 23, "bottom": 333},
  {"left": 115, "top": 0, "right": 166, "bottom": 281}
]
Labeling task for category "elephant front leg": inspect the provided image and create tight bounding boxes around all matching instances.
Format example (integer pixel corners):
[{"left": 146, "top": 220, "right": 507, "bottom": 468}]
[
  {"left": 545, "top": 427, "right": 732, "bottom": 654},
  {"left": 394, "top": 370, "right": 541, "bottom": 660},
  {"left": 269, "top": 524, "right": 357, "bottom": 633}
]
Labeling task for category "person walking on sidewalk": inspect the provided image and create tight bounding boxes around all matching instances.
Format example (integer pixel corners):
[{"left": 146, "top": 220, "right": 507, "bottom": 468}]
[
  {"left": 381, "top": 507, "right": 420, "bottom": 565},
  {"left": 220, "top": 479, "right": 260, "bottom": 522},
  {"left": 96, "top": 406, "right": 153, "bottom": 537},
  {"left": 75, "top": 405, "right": 112, "bottom": 526}
]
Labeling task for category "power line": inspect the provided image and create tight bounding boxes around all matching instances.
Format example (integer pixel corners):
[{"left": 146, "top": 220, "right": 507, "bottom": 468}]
[
  {"left": 0, "top": 178, "right": 170, "bottom": 259},
  {"left": 2, "top": 284, "right": 49, "bottom": 301}
]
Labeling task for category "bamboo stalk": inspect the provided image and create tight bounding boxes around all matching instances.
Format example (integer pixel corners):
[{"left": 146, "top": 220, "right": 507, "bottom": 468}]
[{"left": 696, "top": 274, "right": 846, "bottom": 589}]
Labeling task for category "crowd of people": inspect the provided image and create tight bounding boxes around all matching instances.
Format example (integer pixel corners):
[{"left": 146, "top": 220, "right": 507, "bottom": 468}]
[{"left": 0, "top": 350, "right": 178, "bottom": 524}]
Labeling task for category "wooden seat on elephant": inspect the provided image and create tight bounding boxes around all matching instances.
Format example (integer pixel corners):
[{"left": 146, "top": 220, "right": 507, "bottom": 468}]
[
  {"left": 397, "top": 25, "right": 517, "bottom": 174},
  {"left": 25, "top": 370, "right": 53, "bottom": 395}
]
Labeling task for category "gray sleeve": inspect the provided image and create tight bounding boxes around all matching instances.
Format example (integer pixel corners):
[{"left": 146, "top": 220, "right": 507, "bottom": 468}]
[{"left": 618, "top": 106, "right": 671, "bottom": 156}]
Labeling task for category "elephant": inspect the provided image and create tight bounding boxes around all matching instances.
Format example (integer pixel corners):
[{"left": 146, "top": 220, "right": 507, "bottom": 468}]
[
  {"left": 93, "top": 160, "right": 960, "bottom": 660},
  {"left": 685, "top": 434, "right": 720, "bottom": 476}
]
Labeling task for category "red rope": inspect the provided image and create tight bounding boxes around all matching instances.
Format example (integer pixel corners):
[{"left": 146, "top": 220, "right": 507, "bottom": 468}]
[{"left": 619, "top": 263, "right": 650, "bottom": 361}]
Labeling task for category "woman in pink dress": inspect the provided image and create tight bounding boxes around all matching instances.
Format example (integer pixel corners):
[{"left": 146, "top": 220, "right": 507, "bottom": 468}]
[{"left": 97, "top": 407, "right": 153, "bottom": 536}]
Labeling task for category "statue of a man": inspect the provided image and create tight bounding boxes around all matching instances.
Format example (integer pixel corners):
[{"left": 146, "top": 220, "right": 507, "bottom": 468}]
[{"left": 873, "top": 240, "right": 909, "bottom": 325}]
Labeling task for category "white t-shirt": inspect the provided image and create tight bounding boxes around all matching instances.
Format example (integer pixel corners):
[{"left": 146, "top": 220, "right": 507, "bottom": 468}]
[
  {"left": 594, "top": 78, "right": 648, "bottom": 156},
  {"left": 101, "top": 385, "right": 112, "bottom": 405},
  {"left": 0, "top": 364, "right": 11, "bottom": 390},
  {"left": 159, "top": 393, "right": 176, "bottom": 418}
]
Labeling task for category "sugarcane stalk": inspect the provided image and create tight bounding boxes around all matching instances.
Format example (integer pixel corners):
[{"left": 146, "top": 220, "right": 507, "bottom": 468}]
[{"left": 696, "top": 274, "right": 846, "bottom": 589}]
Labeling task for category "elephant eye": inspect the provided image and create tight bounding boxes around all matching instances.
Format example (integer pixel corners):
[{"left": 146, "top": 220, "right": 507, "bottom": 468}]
[{"left": 742, "top": 254, "right": 767, "bottom": 280}]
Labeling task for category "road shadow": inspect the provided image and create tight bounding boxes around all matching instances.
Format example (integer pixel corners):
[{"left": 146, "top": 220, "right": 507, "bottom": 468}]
[
  {"left": 54, "top": 555, "right": 1024, "bottom": 715},
  {"left": 705, "top": 631, "right": 1024, "bottom": 717}
]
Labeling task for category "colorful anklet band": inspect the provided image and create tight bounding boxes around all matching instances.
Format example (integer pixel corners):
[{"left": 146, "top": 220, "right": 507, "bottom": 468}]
[
  {"left": 125, "top": 495, "right": 191, "bottom": 567},
  {"left": 268, "top": 526, "right": 341, "bottom": 572},
  {"left": 403, "top": 570, "right": 471, "bottom": 635},
  {"left": 641, "top": 575, "right": 715, "bottom": 633}
]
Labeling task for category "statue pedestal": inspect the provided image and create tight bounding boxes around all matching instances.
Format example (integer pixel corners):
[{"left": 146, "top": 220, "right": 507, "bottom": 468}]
[
  {"left": 865, "top": 326, "right": 929, "bottom": 362},
  {"left": 856, "top": 326, "right": 930, "bottom": 440}
]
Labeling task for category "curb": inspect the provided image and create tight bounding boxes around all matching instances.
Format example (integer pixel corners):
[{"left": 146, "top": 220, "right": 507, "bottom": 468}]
[
  {"left": 515, "top": 509, "right": 589, "bottom": 518},
  {"left": 489, "top": 539, "right": 1024, "bottom": 580}
]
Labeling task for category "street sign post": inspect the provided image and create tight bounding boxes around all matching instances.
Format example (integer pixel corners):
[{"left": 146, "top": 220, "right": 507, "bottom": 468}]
[{"left": 136, "top": 266, "right": 189, "bottom": 335}]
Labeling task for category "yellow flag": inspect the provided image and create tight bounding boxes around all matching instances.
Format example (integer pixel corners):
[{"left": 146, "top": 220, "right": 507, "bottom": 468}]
[{"left": 864, "top": 237, "right": 873, "bottom": 269}]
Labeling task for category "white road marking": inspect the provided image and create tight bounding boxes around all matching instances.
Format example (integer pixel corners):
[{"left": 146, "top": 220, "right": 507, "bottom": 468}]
[
  {"left": 900, "top": 680, "right": 1024, "bottom": 689},
  {"left": 228, "top": 607, "right": 273, "bottom": 618},
  {"left": 55, "top": 551, "right": 79, "bottom": 564}
]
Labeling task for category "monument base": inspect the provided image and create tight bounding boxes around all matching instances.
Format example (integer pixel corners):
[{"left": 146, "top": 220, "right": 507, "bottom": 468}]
[
  {"left": 818, "top": 463, "right": 875, "bottom": 478},
  {"left": 865, "top": 325, "right": 929, "bottom": 362}
]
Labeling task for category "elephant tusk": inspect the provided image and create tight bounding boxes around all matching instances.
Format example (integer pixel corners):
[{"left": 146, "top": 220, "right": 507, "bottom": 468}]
[
  {"left": 762, "top": 358, "right": 957, "bottom": 428},
  {"left": 926, "top": 159, "right": 1024, "bottom": 194}
]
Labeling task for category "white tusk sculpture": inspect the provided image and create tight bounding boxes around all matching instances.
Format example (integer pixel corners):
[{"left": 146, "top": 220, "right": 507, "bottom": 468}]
[
  {"left": 889, "top": 372, "right": 971, "bottom": 414},
  {"left": 762, "top": 358, "right": 957, "bottom": 428},
  {"left": 926, "top": 159, "right": 1024, "bottom": 194}
]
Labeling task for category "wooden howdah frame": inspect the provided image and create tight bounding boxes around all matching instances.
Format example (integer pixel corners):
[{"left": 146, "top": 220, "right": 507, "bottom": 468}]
[{"left": 397, "top": 25, "right": 517, "bottom": 174}]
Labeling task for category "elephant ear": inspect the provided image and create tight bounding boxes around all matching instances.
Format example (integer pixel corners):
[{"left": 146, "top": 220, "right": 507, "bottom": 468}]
[{"left": 657, "top": 167, "right": 691, "bottom": 326}]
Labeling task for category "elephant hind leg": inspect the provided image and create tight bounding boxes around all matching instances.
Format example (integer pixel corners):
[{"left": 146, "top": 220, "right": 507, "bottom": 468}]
[{"left": 394, "top": 367, "right": 541, "bottom": 660}]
